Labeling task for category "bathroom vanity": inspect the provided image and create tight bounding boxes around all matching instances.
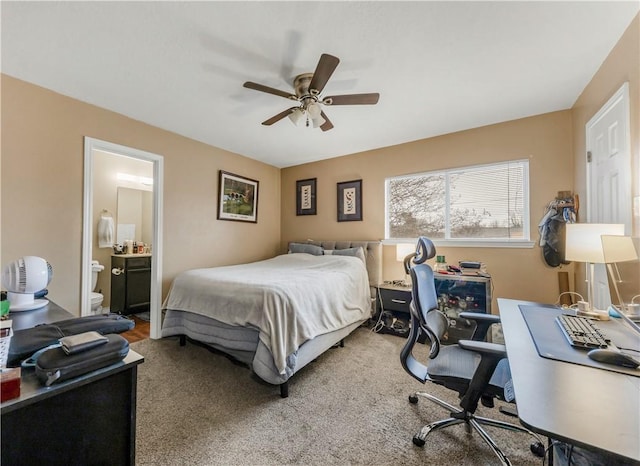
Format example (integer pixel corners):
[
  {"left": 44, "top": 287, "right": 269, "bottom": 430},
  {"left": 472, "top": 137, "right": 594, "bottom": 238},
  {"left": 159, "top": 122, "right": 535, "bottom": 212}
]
[{"left": 110, "top": 254, "right": 151, "bottom": 315}]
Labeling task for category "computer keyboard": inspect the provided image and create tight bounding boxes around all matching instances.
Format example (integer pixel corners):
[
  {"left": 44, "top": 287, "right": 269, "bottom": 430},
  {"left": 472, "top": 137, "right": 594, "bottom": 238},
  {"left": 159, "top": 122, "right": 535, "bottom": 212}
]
[{"left": 555, "top": 314, "right": 611, "bottom": 349}]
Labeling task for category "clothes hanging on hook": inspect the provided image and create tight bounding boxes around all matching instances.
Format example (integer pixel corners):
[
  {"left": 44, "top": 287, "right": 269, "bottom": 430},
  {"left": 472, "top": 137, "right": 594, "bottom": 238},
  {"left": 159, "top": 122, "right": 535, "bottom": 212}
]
[
  {"left": 98, "top": 211, "right": 114, "bottom": 248},
  {"left": 538, "top": 198, "right": 576, "bottom": 268}
]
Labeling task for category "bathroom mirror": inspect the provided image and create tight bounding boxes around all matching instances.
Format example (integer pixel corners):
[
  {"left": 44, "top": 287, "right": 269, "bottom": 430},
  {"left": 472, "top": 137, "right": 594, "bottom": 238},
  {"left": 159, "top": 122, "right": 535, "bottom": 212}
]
[{"left": 117, "top": 187, "right": 153, "bottom": 246}]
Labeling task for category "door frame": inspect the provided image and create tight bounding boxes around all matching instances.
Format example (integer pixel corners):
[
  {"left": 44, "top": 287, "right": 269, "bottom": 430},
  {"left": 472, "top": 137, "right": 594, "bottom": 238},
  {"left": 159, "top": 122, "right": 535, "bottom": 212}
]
[{"left": 82, "top": 137, "right": 164, "bottom": 339}]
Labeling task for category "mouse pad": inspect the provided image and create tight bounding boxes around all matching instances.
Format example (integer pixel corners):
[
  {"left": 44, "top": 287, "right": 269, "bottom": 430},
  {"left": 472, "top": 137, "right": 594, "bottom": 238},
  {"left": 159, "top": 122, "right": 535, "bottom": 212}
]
[{"left": 518, "top": 305, "right": 640, "bottom": 377}]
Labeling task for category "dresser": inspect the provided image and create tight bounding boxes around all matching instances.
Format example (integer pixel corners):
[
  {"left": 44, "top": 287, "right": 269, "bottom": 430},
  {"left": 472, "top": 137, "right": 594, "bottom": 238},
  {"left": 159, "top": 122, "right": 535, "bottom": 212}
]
[{"left": 1, "top": 301, "right": 144, "bottom": 465}]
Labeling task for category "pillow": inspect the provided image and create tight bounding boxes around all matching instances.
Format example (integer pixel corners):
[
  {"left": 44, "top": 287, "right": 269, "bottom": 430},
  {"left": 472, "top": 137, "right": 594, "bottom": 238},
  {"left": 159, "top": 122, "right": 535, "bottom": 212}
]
[
  {"left": 288, "top": 243, "right": 324, "bottom": 256},
  {"left": 325, "top": 247, "right": 366, "bottom": 264}
]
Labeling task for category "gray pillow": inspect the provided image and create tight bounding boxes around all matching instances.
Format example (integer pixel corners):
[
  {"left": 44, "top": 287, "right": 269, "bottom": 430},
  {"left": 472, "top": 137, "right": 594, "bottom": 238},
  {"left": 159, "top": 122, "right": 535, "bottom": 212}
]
[
  {"left": 326, "top": 247, "right": 366, "bottom": 264},
  {"left": 288, "top": 243, "right": 324, "bottom": 256}
]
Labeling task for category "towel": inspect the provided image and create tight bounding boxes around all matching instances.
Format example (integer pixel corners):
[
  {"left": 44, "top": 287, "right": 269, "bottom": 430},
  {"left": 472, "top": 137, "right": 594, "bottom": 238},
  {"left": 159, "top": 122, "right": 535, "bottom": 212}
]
[{"left": 98, "top": 215, "right": 114, "bottom": 248}]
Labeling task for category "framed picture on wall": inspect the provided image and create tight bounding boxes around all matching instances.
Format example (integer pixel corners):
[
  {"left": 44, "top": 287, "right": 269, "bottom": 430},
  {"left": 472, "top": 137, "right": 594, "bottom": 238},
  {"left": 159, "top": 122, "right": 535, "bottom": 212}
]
[
  {"left": 296, "top": 178, "right": 317, "bottom": 216},
  {"left": 337, "top": 179, "right": 362, "bottom": 222},
  {"left": 217, "top": 170, "right": 259, "bottom": 223}
]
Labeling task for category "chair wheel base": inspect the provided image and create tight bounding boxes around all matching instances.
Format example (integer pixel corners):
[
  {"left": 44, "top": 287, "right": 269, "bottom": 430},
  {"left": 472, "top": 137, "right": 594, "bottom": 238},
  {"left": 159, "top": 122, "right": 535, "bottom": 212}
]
[
  {"left": 530, "top": 441, "right": 545, "bottom": 457},
  {"left": 408, "top": 394, "right": 419, "bottom": 404},
  {"left": 412, "top": 436, "right": 425, "bottom": 447}
]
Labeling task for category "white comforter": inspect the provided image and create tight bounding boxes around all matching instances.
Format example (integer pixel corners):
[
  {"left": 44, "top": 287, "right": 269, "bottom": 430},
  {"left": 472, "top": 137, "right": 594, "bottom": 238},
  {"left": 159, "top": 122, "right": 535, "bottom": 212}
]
[{"left": 162, "top": 253, "right": 371, "bottom": 374}]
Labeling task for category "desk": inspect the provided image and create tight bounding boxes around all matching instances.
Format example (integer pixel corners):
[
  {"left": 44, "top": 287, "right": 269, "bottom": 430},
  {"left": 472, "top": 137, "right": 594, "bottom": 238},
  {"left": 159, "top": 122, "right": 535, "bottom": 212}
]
[
  {"left": 8, "top": 299, "right": 77, "bottom": 330},
  {"left": 498, "top": 299, "right": 640, "bottom": 463},
  {"left": 1, "top": 300, "right": 144, "bottom": 465}
]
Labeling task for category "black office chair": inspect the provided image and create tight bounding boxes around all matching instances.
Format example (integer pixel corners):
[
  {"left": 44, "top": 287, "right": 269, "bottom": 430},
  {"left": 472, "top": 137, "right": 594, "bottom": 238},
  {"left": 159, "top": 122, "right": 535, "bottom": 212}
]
[{"left": 400, "top": 237, "right": 543, "bottom": 466}]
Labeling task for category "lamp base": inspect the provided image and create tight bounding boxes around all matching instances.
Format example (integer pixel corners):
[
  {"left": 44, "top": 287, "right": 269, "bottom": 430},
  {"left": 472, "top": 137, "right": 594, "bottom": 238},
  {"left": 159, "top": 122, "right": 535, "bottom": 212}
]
[{"left": 576, "top": 301, "right": 610, "bottom": 321}]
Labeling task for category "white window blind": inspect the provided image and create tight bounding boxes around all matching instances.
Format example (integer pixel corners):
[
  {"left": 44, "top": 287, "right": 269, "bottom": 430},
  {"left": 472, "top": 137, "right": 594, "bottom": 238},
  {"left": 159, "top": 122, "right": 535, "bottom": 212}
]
[{"left": 385, "top": 160, "right": 529, "bottom": 243}]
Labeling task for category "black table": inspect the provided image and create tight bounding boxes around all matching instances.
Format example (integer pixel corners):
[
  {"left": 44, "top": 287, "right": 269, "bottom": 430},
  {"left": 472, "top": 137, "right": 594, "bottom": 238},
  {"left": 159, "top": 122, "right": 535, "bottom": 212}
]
[
  {"left": 498, "top": 298, "right": 640, "bottom": 463},
  {"left": 1, "top": 300, "right": 144, "bottom": 465},
  {"left": 7, "top": 299, "right": 77, "bottom": 330}
]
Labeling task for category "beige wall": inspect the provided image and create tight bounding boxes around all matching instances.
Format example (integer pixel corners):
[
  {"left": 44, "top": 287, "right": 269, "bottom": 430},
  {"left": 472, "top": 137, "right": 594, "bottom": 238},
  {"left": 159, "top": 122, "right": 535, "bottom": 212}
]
[
  {"left": 281, "top": 111, "right": 575, "bottom": 310},
  {"left": 571, "top": 14, "right": 639, "bottom": 298},
  {"left": 1, "top": 75, "right": 281, "bottom": 314}
]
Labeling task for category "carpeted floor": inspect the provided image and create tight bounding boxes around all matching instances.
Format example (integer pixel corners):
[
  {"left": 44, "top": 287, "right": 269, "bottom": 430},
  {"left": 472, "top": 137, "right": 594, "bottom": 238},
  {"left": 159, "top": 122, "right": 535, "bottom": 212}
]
[{"left": 133, "top": 327, "right": 545, "bottom": 465}]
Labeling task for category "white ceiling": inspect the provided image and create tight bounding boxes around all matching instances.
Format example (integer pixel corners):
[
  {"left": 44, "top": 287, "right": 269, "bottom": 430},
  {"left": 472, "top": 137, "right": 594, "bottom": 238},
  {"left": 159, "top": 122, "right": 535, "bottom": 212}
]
[{"left": 2, "top": 1, "right": 638, "bottom": 168}]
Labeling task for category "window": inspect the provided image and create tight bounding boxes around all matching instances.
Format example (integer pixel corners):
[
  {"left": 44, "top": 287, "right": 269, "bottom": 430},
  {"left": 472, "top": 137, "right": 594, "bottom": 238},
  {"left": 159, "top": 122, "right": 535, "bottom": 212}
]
[{"left": 385, "top": 160, "right": 530, "bottom": 245}]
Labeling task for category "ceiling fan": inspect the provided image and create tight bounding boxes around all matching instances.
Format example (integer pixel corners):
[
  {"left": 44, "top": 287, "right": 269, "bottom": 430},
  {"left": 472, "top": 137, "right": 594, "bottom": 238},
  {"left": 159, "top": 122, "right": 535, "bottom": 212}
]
[{"left": 243, "top": 53, "right": 379, "bottom": 131}]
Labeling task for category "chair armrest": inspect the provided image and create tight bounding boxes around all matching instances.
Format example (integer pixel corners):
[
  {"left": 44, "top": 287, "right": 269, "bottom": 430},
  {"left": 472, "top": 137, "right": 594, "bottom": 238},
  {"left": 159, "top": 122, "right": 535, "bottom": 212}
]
[
  {"left": 458, "top": 340, "right": 506, "bottom": 358},
  {"left": 459, "top": 312, "right": 500, "bottom": 341},
  {"left": 459, "top": 312, "right": 501, "bottom": 324}
]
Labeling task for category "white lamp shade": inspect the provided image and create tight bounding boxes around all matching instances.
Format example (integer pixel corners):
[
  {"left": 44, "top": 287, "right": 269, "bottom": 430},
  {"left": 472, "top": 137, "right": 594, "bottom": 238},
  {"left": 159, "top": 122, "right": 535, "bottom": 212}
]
[
  {"left": 311, "top": 114, "right": 326, "bottom": 128},
  {"left": 396, "top": 243, "right": 415, "bottom": 262},
  {"left": 565, "top": 223, "right": 625, "bottom": 263},
  {"left": 307, "top": 103, "right": 321, "bottom": 118},
  {"left": 601, "top": 235, "right": 639, "bottom": 263},
  {"left": 288, "top": 108, "right": 304, "bottom": 126}
]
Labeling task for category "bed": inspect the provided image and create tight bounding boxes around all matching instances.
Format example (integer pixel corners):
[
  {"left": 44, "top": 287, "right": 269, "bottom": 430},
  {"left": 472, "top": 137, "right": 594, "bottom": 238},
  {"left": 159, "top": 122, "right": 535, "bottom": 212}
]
[{"left": 161, "top": 240, "right": 382, "bottom": 397}]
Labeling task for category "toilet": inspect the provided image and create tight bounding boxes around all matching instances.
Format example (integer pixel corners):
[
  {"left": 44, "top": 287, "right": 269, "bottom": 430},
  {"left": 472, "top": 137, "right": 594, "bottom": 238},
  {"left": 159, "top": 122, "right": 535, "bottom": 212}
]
[{"left": 91, "top": 260, "right": 105, "bottom": 312}]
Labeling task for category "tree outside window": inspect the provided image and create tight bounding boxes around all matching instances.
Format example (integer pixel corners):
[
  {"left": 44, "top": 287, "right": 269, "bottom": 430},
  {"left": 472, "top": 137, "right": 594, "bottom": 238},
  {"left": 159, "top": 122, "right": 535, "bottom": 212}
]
[{"left": 386, "top": 160, "right": 528, "bottom": 241}]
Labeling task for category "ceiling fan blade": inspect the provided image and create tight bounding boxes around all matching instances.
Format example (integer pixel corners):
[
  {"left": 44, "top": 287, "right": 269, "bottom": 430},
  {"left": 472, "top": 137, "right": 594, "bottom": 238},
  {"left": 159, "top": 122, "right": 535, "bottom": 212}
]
[
  {"left": 261, "top": 107, "right": 298, "bottom": 126},
  {"left": 320, "top": 111, "right": 334, "bottom": 132},
  {"left": 308, "top": 54, "right": 340, "bottom": 95},
  {"left": 323, "top": 93, "right": 380, "bottom": 106},
  {"left": 243, "top": 81, "right": 296, "bottom": 100}
]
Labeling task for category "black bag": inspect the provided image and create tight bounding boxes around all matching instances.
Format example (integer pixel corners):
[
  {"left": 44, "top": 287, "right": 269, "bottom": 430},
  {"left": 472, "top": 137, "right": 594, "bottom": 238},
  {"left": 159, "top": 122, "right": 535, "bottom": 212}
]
[
  {"left": 7, "top": 313, "right": 134, "bottom": 367},
  {"left": 32, "top": 334, "right": 129, "bottom": 386}
]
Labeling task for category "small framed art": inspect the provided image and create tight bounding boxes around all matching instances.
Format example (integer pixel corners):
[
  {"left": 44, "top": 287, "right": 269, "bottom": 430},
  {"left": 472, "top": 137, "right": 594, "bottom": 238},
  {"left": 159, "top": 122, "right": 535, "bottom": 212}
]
[
  {"left": 217, "top": 170, "right": 259, "bottom": 223},
  {"left": 337, "top": 179, "right": 362, "bottom": 222},
  {"left": 296, "top": 178, "right": 317, "bottom": 216}
]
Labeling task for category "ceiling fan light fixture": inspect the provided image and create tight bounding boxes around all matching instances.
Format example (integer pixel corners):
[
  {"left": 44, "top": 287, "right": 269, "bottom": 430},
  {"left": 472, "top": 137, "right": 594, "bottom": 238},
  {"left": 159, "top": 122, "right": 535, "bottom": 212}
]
[
  {"left": 311, "top": 114, "right": 326, "bottom": 128},
  {"left": 307, "top": 102, "right": 321, "bottom": 118},
  {"left": 288, "top": 108, "right": 305, "bottom": 126},
  {"left": 306, "top": 102, "right": 325, "bottom": 128}
]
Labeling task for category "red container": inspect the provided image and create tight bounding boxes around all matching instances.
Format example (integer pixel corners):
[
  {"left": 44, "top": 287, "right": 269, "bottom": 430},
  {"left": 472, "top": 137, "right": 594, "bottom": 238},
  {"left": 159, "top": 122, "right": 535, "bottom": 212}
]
[{"left": 1, "top": 367, "right": 21, "bottom": 402}]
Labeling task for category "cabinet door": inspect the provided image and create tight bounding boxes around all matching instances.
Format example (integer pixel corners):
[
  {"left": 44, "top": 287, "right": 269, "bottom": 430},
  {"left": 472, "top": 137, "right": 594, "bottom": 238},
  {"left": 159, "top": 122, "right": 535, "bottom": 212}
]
[
  {"left": 434, "top": 275, "right": 491, "bottom": 344},
  {"left": 110, "top": 257, "right": 126, "bottom": 314},
  {"left": 126, "top": 268, "right": 151, "bottom": 312}
]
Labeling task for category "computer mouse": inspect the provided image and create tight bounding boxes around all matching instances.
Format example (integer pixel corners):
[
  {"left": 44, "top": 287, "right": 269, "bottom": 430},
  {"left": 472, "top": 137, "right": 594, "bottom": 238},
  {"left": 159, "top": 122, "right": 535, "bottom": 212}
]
[{"left": 587, "top": 349, "right": 640, "bottom": 368}]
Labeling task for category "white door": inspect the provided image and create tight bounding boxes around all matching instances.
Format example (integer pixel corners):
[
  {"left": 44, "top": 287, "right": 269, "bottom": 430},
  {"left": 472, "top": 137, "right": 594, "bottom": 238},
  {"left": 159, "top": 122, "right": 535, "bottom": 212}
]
[{"left": 586, "top": 83, "right": 632, "bottom": 310}]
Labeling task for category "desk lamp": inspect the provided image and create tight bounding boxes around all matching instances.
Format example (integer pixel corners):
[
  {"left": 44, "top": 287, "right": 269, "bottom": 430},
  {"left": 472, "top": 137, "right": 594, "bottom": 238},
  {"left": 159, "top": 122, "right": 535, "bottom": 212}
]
[
  {"left": 564, "top": 223, "right": 624, "bottom": 317},
  {"left": 601, "top": 234, "right": 639, "bottom": 315},
  {"left": 396, "top": 243, "right": 416, "bottom": 286}
]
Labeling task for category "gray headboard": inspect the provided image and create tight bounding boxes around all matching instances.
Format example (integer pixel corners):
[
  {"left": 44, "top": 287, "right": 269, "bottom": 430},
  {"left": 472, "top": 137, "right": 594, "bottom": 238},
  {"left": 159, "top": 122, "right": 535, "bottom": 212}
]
[{"left": 288, "top": 240, "right": 382, "bottom": 293}]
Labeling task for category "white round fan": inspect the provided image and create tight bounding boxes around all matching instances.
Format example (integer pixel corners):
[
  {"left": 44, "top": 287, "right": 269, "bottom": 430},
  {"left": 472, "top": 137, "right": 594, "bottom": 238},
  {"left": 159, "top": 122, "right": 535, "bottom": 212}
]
[{"left": 2, "top": 256, "right": 53, "bottom": 311}]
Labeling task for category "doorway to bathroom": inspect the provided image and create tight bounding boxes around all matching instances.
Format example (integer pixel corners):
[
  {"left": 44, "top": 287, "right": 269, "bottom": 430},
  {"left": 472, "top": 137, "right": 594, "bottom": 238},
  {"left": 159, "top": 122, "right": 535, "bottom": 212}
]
[{"left": 82, "top": 137, "right": 164, "bottom": 339}]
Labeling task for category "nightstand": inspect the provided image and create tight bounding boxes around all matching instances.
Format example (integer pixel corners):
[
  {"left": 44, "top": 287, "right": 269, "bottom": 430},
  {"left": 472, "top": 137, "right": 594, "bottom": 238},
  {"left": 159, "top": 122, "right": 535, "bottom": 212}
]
[{"left": 375, "top": 283, "right": 413, "bottom": 338}]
